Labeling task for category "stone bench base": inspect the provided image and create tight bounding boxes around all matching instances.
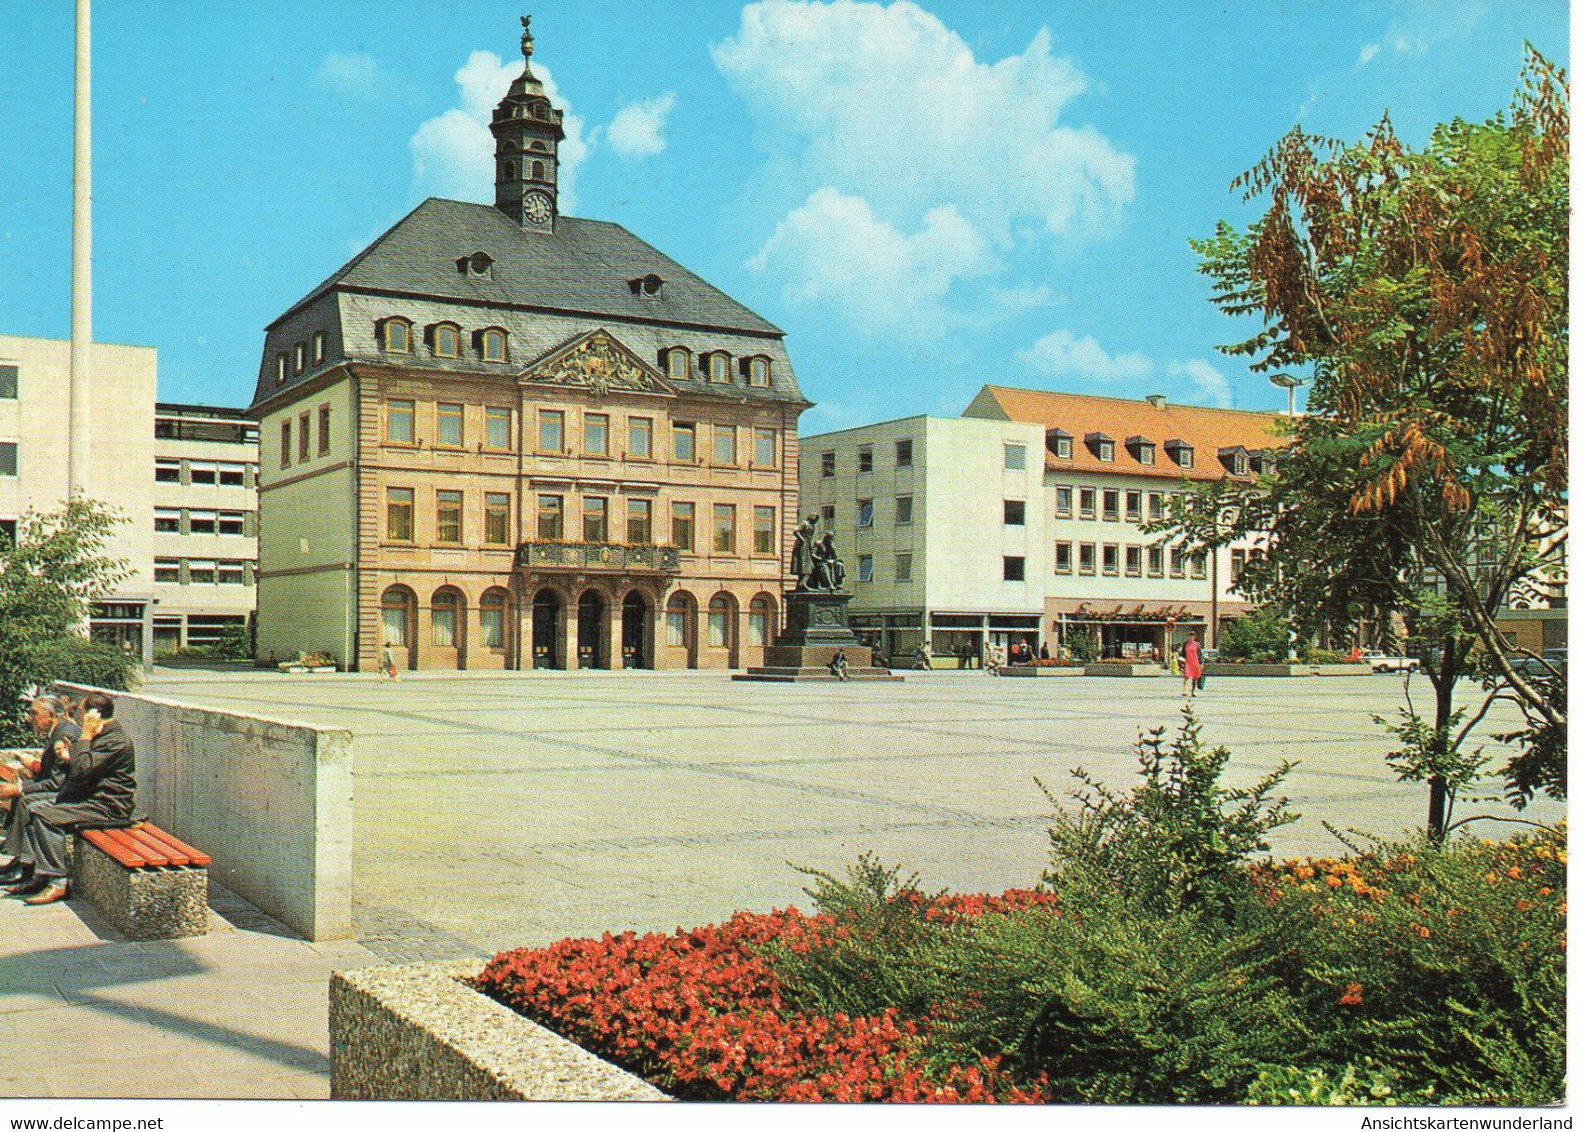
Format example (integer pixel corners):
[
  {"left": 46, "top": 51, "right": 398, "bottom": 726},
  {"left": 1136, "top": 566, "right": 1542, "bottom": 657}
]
[{"left": 71, "top": 836, "right": 208, "bottom": 940}]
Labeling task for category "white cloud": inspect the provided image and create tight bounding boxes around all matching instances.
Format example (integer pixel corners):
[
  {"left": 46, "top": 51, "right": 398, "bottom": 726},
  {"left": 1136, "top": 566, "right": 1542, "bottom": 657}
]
[
  {"left": 1357, "top": 42, "right": 1381, "bottom": 66},
  {"left": 315, "top": 51, "right": 385, "bottom": 94},
  {"left": 606, "top": 93, "right": 677, "bottom": 158},
  {"left": 1017, "top": 329, "right": 1237, "bottom": 407},
  {"left": 748, "top": 188, "right": 997, "bottom": 337},
  {"left": 1019, "top": 329, "right": 1152, "bottom": 381},
  {"left": 1170, "top": 360, "right": 1233, "bottom": 409},
  {"left": 714, "top": 1, "right": 1133, "bottom": 336},
  {"left": 1359, "top": 0, "right": 1485, "bottom": 65},
  {"left": 409, "top": 51, "right": 589, "bottom": 211}
]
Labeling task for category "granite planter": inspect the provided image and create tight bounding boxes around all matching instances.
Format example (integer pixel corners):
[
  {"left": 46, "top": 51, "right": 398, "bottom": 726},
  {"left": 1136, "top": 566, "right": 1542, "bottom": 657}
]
[
  {"left": 330, "top": 961, "right": 669, "bottom": 1101},
  {"left": 1084, "top": 662, "right": 1169, "bottom": 677},
  {"left": 1001, "top": 665, "right": 1085, "bottom": 677},
  {"left": 1203, "top": 662, "right": 1372, "bottom": 677}
]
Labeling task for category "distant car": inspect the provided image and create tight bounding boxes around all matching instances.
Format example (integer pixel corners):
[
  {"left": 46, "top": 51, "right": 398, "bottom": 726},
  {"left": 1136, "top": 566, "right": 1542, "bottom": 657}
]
[
  {"left": 1506, "top": 648, "right": 1566, "bottom": 680},
  {"left": 1362, "top": 651, "right": 1420, "bottom": 674}
]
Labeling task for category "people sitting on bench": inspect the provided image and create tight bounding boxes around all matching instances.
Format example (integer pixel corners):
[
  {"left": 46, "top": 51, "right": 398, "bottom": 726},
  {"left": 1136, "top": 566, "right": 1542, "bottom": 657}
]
[
  {"left": 0, "top": 695, "right": 80, "bottom": 807},
  {"left": 0, "top": 691, "right": 136, "bottom": 906}
]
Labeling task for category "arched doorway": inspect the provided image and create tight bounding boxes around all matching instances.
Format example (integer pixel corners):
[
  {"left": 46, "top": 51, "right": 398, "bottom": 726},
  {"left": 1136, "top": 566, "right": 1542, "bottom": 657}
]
[
  {"left": 479, "top": 587, "right": 512, "bottom": 669},
  {"left": 748, "top": 593, "right": 777, "bottom": 663},
  {"left": 531, "top": 587, "right": 562, "bottom": 669},
  {"left": 577, "top": 590, "right": 607, "bottom": 669},
  {"left": 664, "top": 591, "right": 698, "bottom": 669},
  {"left": 707, "top": 591, "right": 740, "bottom": 668},
  {"left": 621, "top": 591, "right": 650, "bottom": 669},
  {"left": 430, "top": 586, "right": 466, "bottom": 670},
  {"left": 380, "top": 585, "right": 417, "bottom": 670}
]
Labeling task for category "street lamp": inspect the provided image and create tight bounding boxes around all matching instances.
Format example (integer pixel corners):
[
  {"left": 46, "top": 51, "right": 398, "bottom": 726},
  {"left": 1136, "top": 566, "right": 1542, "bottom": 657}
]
[{"left": 1269, "top": 373, "right": 1308, "bottom": 417}]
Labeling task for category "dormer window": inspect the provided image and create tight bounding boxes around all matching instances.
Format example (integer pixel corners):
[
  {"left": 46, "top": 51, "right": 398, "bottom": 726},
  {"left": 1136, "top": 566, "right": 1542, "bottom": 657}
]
[
  {"left": 431, "top": 322, "right": 462, "bottom": 359},
  {"left": 379, "top": 318, "right": 413, "bottom": 354},
  {"left": 741, "top": 356, "right": 772, "bottom": 386},
  {"left": 661, "top": 347, "right": 691, "bottom": 380},
  {"left": 1046, "top": 428, "right": 1073, "bottom": 459},
  {"left": 628, "top": 273, "right": 664, "bottom": 299},
  {"left": 1125, "top": 435, "right": 1156, "bottom": 466},
  {"left": 457, "top": 251, "right": 494, "bottom": 278},
  {"left": 275, "top": 353, "right": 288, "bottom": 386},
  {"left": 479, "top": 327, "right": 509, "bottom": 363},
  {"left": 1164, "top": 439, "right": 1194, "bottom": 469},
  {"left": 1085, "top": 432, "right": 1115, "bottom": 462},
  {"left": 293, "top": 342, "right": 306, "bottom": 375},
  {"left": 1219, "top": 446, "right": 1250, "bottom": 476},
  {"left": 703, "top": 352, "right": 732, "bottom": 383}
]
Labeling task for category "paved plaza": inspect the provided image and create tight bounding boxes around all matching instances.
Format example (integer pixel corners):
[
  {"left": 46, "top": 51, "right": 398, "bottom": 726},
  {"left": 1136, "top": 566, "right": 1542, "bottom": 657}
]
[
  {"left": 0, "top": 667, "right": 1562, "bottom": 1100},
  {"left": 148, "top": 668, "right": 1562, "bottom": 957}
]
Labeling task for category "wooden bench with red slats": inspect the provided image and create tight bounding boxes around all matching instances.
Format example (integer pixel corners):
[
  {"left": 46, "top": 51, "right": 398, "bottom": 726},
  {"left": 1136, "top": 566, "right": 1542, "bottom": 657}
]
[{"left": 82, "top": 823, "right": 211, "bottom": 869}]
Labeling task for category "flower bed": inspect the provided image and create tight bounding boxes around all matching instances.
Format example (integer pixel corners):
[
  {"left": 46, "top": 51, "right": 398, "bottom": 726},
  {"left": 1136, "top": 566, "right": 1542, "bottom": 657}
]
[{"left": 474, "top": 892, "right": 1058, "bottom": 1102}]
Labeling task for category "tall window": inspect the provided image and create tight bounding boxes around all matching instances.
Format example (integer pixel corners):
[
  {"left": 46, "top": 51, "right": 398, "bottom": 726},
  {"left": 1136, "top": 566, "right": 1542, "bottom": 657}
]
[
  {"left": 753, "top": 506, "right": 775, "bottom": 555},
  {"left": 747, "top": 356, "right": 770, "bottom": 386},
  {"left": 318, "top": 405, "right": 331, "bottom": 456},
  {"left": 627, "top": 498, "right": 652, "bottom": 544},
  {"left": 1054, "top": 542, "right": 1073, "bottom": 573},
  {"left": 628, "top": 417, "right": 653, "bottom": 459},
  {"left": 1078, "top": 543, "right": 1096, "bottom": 575},
  {"left": 1004, "top": 500, "right": 1026, "bottom": 526},
  {"left": 1125, "top": 491, "right": 1142, "bottom": 521},
  {"left": 753, "top": 427, "right": 776, "bottom": 467},
  {"left": 584, "top": 413, "right": 610, "bottom": 456},
  {"left": 820, "top": 451, "right": 835, "bottom": 477},
  {"left": 1102, "top": 490, "right": 1119, "bottom": 521},
  {"left": 280, "top": 420, "right": 292, "bottom": 468},
  {"left": 276, "top": 354, "right": 288, "bottom": 385},
  {"left": 1004, "top": 443, "right": 1027, "bottom": 470},
  {"left": 0, "top": 366, "right": 19, "bottom": 399},
  {"left": 381, "top": 588, "right": 412, "bottom": 648},
  {"left": 436, "top": 490, "right": 463, "bottom": 544},
  {"left": 1190, "top": 550, "right": 1208, "bottom": 579},
  {"left": 312, "top": 330, "right": 325, "bottom": 364},
  {"left": 895, "top": 552, "right": 913, "bottom": 583},
  {"left": 895, "top": 495, "right": 913, "bottom": 525},
  {"left": 293, "top": 343, "right": 305, "bottom": 374},
  {"left": 484, "top": 493, "right": 511, "bottom": 545},
  {"left": 386, "top": 487, "right": 414, "bottom": 542},
  {"left": 857, "top": 446, "right": 873, "bottom": 474},
  {"left": 537, "top": 494, "right": 563, "bottom": 540},
  {"left": 708, "top": 596, "right": 731, "bottom": 647},
  {"left": 387, "top": 400, "right": 414, "bottom": 444},
  {"left": 485, "top": 407, "right": 512, "bottom": 450},
  {"left": 748, "top": 595, "right": 773, "bottom": 645},
  {"left": 1231, "top": 548, "right": 1248, "bottom": 583},
  {"left": 1078, "top": 487, "right": 1096, "bottom": 519},
  {"left": 1170, "top": 548, "right": 1186, "bottom": 577},
  {"left": 665, "top": 349, "right": 690, "bottom": 380},
  {"left": 298, "top": 412, "right": 311, "bottom": 461},
  {"left": 437, "top": 403, "right": 464, "bottom": 447},
  {"left": 481, "top": 328, "right": 508, "bottom": 362},
  {"left": 1148, "top": 492, "right": 1164, "bottom": 520},
  {"left": 857, "top": 499, "right": 874, "bottom": 528},
  {"left": 672, "top": 502, "right": 695, "bottom": 550},
  {"left": 539, "top": 409, "right": 564, "bottom": 453},
  {"left": 1102, "top": 544, "right": 1119, "bottom": 576},
  {"left": 672, "top": 422, "right": 696, "bottom": 462},
  {"left": 857, "top": 555, "right": 874, "bottom": 583},
  {"left": 433, "top": 323, "right": 461, "bottom": 358},
  {"left": 431, "top": 590, "right": 458, "bottom": 647},
  {"left": 1148, "top": 545, "right": 1165, "bottom": 577},
  {"left": 1125, "top": 545, "right": 1143, "bottom": 576},
  {"left": 708, "top": 353, "right": 731, "bottom": 383},
  {"left": 713, "top": 425, "right": 736, "bottom": 465},
  {"left": 666, "top": 597, "right": 688, "bottom": 648},
  {"left": 480, "top": 591, "right": 507, "bottom": 649},
  {"left": 713, "top": 504, "right": 735, "bottom": 553},
  {"left": 895, "top": 438, "right": 913, "bottom": 467},
  {"left": 1004, "top": 556, "right": 1026, "bottom": 582},
  {"left": 1054, "top": 485, "right": 1073, "bottom": 517},
  {"left": 583, "top": 496, "right": 609, "bottom": 543}
]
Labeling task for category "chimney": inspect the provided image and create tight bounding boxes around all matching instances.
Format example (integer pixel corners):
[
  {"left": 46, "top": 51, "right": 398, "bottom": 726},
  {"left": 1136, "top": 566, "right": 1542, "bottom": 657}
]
[{"left": 1146, "top": 394, "right": 1166, "bottom": 409}]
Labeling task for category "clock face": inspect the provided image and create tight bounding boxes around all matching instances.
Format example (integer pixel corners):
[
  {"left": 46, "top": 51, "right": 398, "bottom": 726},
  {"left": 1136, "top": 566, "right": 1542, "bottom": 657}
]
[{"left": 523, "top": 192, "right": 553, "bottom": 225}]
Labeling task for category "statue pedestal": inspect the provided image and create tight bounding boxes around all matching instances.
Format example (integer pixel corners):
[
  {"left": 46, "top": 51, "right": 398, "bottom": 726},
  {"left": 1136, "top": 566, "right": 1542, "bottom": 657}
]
[{"left": 734, "top": 591, "right": 902, "bottom": 682}]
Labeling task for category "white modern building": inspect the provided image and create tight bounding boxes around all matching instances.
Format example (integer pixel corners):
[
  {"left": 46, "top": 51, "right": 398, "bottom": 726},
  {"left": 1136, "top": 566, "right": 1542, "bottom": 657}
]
[
  {"left": 798, "top": 414, "right": 1049, "bottom": 664},
  {"left": 801, "top": 386, "right": 1287, "bottom": 664},
  {"left": 152, "top": 403, "right": 259, "bottom": 654},
  {"left": 0, "top": 333, "right": 156, "bottom": 652}
]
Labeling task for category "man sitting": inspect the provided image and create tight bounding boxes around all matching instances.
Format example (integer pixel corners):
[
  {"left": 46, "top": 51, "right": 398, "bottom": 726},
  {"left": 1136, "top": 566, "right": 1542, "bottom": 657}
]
[
  {"left": 0, "top": 691, "right": 136, "bottom": 905},
  {"left": 0, "top": 696, "right": 81, "bottom": 851}
]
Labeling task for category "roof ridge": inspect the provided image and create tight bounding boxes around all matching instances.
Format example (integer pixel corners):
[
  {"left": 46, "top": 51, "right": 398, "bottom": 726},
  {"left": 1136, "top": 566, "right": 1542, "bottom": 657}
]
[{"left": 980, "top": 383, "right": 1283, "bottom": 419}]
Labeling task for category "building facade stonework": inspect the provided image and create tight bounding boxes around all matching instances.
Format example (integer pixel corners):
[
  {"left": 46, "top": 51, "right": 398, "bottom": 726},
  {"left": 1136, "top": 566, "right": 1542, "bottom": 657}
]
[{"left": 248, "top": 25, "right": 808, "bottom": 673}]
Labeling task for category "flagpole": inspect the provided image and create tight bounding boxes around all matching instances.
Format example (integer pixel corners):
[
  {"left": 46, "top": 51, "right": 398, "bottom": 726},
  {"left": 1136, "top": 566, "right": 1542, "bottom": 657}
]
[{"left": 69, "top": 0, "right": 92, "bottom": 497}]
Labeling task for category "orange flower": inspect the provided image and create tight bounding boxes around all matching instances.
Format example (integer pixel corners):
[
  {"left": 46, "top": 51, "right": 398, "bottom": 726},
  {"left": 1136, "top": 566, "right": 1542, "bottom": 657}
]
[
  {"left": 1412, "top": 923, "right": 1431, "bottom": 939},
  {"left": 1508, "top": 866, "right": 1523, "bottom": 879},
  {"left": 1516, "top": 899, "right": 1534, "bottom": 912},
  {"left": 1325, "top": 875, "right": 1343, "bottom": 888},
  {"left": 1339, "top": 983, "right": 1364, "bottom": 1006},
  {"left": 1538, "top": 887, "right": 1552, "bottom": 897}
]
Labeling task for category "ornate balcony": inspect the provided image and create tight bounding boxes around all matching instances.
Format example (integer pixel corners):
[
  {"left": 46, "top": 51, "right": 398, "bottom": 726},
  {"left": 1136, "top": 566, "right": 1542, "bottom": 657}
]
[{"left": 514, "top": 540, "right": 682, "bottom": 574}]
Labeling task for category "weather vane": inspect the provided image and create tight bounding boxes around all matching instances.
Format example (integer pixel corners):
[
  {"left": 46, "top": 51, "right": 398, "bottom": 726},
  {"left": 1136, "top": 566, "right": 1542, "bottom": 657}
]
[{"left": 520, "top": 15, "right": 534, "bottom": 61}]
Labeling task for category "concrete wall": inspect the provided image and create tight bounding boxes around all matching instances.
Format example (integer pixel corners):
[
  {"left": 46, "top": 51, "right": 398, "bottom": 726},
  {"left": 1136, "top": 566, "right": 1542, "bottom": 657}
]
[{"left": 59, "top": 683, "right": 353, "bottom": 941}]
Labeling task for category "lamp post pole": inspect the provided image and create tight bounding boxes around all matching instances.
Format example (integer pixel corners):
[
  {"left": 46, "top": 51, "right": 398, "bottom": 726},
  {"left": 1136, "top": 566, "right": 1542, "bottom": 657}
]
[{"left": 69, "top": 0, "right": 92, "bottom": 498}]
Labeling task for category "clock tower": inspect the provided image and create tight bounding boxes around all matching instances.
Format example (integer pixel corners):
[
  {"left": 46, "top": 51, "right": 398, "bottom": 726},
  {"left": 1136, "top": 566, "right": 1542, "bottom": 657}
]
[{"left": 491, "top": 16, "right": 565, "bottom": 232}]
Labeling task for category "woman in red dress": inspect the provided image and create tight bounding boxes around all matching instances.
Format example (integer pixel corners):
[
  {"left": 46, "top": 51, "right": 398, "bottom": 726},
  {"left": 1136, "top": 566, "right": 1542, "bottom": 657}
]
[{"left": 1182, "top": 634, "right": 1203, "bottom": 698}]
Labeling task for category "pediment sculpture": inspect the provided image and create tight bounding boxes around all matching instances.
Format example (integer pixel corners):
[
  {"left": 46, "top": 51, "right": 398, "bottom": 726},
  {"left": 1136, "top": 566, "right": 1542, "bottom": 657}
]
[{"left": 520, "top": 329, "right": 675, "bottom": 398}]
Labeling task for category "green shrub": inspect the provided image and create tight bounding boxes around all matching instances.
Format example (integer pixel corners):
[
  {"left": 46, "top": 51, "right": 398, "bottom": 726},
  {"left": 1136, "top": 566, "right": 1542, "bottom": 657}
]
[
  {"left": 1299, "top": 647, "right": 1349, "bottom": 664},
  {"left": 1219, "top": 606, "right": 1291, "bottom": 663},
  {"left": 1245, "top": 1060, "right": 1420, "bottom": 1105},
  {"left": 1065, "top": 629, "right": 1100, "bottom": 662}
]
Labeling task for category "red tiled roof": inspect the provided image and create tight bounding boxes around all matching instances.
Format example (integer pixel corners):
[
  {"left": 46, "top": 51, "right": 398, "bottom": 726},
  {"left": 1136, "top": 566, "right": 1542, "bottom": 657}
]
[{"left": 966, "top": 385, "right": 1290, "bottom": 482}]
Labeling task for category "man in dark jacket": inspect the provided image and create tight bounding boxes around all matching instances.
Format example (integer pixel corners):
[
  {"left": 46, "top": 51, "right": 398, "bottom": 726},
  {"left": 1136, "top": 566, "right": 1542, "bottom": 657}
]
[
  {"left": 0, "top": 696, "right": 81, "bottom": 864},
  {"left": 0, "top": 691, "right": 135, "bottom": 905}
]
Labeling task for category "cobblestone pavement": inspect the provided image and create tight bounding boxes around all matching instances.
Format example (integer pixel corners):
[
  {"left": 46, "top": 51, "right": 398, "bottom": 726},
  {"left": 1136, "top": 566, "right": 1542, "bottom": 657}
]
[{"left": 145, "top": 668, "right": 1563, "bottom": 958}]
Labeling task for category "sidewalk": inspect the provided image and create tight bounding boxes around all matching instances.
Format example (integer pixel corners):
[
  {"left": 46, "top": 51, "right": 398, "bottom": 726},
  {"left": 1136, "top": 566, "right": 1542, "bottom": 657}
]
[{"left": 0, "top": 881, "right": 379, "bottom": 1099}]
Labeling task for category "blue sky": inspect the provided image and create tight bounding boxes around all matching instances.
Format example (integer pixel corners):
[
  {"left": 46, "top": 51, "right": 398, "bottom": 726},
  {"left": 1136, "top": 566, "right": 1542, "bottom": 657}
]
[{"left": 1, "top": 1, "right": 1567, "bottom": 430}]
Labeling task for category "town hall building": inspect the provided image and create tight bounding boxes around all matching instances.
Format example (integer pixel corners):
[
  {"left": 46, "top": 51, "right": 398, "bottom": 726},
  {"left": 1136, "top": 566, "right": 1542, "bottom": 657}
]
[{"left": 249, "top": 19, "right": 808, "bottom": 672}]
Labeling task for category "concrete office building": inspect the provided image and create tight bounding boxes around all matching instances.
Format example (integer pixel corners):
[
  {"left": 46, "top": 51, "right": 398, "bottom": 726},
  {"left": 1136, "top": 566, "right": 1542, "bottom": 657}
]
[
  {"left": 151, "top": 403, "right": 260, "bottom": 654},
  {"left": 798, "top": 415, "right": 1050, "bottom": 664},
  {"left": 248, "top": 21, "right": 807, "bottom": 672},
  {"left": 0, "top": 333, "right": 156, "bottom": 653}
]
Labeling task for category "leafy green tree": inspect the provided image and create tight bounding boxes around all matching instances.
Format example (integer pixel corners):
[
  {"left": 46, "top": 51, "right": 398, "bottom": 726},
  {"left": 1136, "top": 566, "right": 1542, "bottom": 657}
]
[
  {"left": 1217, "top": 605, "right": 1291, "bottom": 663},
  {"left": 1183, "top": 49, "right": 1568, "bottom": 836},
  {"left": 0, "top": 499, "right": 137, "bottom": 744}
]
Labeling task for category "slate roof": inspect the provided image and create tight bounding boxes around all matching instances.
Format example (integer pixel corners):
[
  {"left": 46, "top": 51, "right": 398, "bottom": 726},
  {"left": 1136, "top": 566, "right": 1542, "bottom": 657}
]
[
  {"left": 964, "top": 385, "right": 1289, "bottom": 482},
  {"left": 272, "top": 198, "right": 782, "bottom": 337}
]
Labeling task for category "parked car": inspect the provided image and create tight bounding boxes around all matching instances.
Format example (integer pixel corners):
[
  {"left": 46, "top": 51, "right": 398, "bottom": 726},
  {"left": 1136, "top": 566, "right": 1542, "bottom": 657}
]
[{"left": 1362, "top": 651, "right": 1420, "bottom": 674}]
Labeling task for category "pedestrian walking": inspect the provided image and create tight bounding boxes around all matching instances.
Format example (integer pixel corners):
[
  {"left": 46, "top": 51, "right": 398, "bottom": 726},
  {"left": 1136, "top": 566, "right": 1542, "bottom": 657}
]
[
  {"left": 381, "top": 642, "right": 399, "bottom": 681},
  {"left": 915, "top": 641, "right": 932, "bottom": 670},
  {"left": 1181, "top": 634, "right": 1203, "bottom": 698}
]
